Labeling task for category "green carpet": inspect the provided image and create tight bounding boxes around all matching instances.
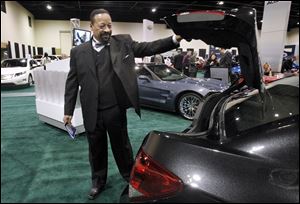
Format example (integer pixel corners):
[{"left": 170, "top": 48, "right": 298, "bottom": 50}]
[
  {"left": 196, "top": 71, "right": 204, "bottom": 78},
  {"left": 1, "top": 85, "right": 35, "bottom": 94},
  {"left": 1, "top": 96, "right": 191, "bottom": 203}
]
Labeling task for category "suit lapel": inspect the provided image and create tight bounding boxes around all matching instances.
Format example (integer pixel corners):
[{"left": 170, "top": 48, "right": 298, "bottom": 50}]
[
  {"left": 82, "top": 41, "right": 97, "bottom": 79},
  {"left": 109, "top": 37, "right": 118, "bottom": 68}
]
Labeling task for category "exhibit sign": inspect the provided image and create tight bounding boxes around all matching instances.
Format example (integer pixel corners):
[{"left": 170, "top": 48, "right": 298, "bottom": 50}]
[{"left": 260, "top": 1, "right": 291, "bottom": 72}]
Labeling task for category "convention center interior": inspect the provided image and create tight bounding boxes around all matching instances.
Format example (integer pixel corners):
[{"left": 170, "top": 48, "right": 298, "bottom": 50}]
[{"left": 1, "top": 1, "right": 299, "bottom": 203}]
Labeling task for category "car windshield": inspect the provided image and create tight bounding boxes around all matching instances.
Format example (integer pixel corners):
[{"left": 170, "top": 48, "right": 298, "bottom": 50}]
[
  {"left": 1, "top": 59, "right": 27, "bottom": 68},
  {"left": 147, "top": 64, "right": 186, "bottom": 81}
]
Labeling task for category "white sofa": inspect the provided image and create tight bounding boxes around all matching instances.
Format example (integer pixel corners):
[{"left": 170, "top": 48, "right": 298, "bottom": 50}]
[{"left": 33, "top": 59, "right": 85, "bottom": 134}]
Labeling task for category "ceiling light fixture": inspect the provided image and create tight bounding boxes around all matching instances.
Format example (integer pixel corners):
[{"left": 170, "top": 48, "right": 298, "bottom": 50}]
[
  {"left": 46, "top": 4, "right": 52, "bottom": 10},
  {"left": 151, "top": 8, "right": 157, "bottom": 13},
  {"left": 217, "top": 1, "right": 224, "bottom": 5},
  {"left": 249, "top": 11, "right": 253, "bottom": 15},
  {"left": 297, "top": 22, "right": 299, "bottom": 25},
  {"left": 260, "top": 20, "right": 263, "bottom": 23}
]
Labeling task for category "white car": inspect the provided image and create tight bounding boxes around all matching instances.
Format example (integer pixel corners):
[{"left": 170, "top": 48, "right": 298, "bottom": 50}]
[
  {"left": 1, "top": 58, "right": 43, "bottom": 86},
  {"left": 48, "top": 55, "right": 60, "bottom": 61}
]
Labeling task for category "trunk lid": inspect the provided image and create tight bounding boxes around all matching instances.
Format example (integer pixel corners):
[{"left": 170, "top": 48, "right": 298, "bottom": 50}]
[{"left": 164, "top": 7, "right": 262, "bottom": 90}]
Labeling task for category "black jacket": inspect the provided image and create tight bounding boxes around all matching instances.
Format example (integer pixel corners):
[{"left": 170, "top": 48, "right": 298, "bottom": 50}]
[
  {"left": 219, "top": 51, "right": 233, "bottom": 68},
  {"left": 64, "top": 34, "right": 179, "bottom": 131}
]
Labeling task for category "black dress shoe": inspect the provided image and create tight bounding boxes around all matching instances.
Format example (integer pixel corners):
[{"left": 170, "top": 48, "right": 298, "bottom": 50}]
[{"left": 88, "top": 186, "right": 105, "bottom": 200}]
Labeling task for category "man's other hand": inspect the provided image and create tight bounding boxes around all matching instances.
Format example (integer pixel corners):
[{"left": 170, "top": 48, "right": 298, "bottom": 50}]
[{"left": 63, "top": 115, "right": 73, "bottom": 125}]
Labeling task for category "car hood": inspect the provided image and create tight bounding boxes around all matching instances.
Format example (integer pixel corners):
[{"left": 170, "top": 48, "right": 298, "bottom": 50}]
[
  {"left": 178, "top": 77, "right": 229, "bottom": 91},
  {"left": 164, "top": 7, "right": 262, "bottom": 90},
  {"left": 1, "top": 67, "right": 27, "bottom": 74}
]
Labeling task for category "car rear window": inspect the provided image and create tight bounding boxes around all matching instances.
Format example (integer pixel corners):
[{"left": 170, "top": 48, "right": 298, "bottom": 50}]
[
  {"left": 147, "top": 64, "right": 186, "bottom": 81},
  {"left": 224, "top": 84, "right": 299, "bottom": 137}
]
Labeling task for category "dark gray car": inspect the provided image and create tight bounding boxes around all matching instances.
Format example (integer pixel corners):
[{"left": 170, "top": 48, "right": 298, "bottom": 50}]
[
  {"left": 121, "top": 7, "right": 299, "bottom": 203},
  {"left": 136, "top": 63, "right": 228, "bottom": 120}
]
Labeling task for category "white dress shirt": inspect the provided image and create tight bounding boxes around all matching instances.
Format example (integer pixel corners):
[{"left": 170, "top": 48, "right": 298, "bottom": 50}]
[{"left": 92, "top": 37, "right": 107, "bottom": 52}]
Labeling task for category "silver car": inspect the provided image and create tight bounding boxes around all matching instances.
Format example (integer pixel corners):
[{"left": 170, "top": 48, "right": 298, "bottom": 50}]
[{"left": 136, "top": 63, "right": 229, "bottom": 120}]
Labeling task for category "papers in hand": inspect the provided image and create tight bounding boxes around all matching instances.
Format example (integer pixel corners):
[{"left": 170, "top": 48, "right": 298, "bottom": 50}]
[{"left": 65, "top": 123, "right": 76, "bottom": 139}]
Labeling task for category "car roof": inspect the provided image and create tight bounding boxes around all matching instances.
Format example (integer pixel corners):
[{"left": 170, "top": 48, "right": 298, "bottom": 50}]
[{"left": 2, "top": 58, "right": 31, "bottom": 61}]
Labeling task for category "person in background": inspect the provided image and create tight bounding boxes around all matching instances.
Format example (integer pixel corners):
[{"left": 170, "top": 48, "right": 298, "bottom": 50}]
[
  {"left": 151, "top": 54, "right": 165, "bottom": 64},
  {"left": 195, "top": 56, "right": 205, "bottom": 70},
  {"left": 203, "top": 53, "right": 219, "bottom": 78},
  {"left": 281, "top": 56, "right": 298, "bottom": 73},
  {"left": 219, "top": 48, "right": 233, "bottom": 68},
  {"left": 219, "top": 48, "right": 233, "bottom": 82},
  {"left": 63, "top": 8, "right": 183, "bottom": 200},
  {"left": 182, "top": 50, "right": 192, "bottom": 76},
  {"left": 263, "top": 62, "right": 272, "bottom": 76},
  {"left": 173, "top": 49, "right": 184, "bottom": 72},
  {"left": 42, "top": 52, "right": 51, "bottom": 65},
  {"left": 189, "top": 51, "right": 198, "bottom": 77}
]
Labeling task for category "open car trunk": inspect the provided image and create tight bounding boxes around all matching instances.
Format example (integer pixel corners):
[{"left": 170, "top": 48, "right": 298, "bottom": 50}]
[
  {"left": 164, "top": 7, "right": 262, "bottom": 91},
  {"left": 164, "top": 7, "right": 266, "bottom": 136}
]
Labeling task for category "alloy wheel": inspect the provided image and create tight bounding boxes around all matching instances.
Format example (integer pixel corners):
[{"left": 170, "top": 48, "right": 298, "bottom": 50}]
[{"left": 178, "top": 93, "right": 202, "bottom": 120}]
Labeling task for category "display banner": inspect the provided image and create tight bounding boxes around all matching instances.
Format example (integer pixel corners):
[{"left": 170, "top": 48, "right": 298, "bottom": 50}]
[
  {"left": 259, "top": 1, "right": 291, "bottom": 72},
  {"left": 143, "top": 19, "right": 154, "bottom": 42}
]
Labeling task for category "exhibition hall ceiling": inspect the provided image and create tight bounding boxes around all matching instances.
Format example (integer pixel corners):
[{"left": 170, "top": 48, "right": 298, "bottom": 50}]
[{"left": 18, "top": 1, "right": 299, "bottom": 30}]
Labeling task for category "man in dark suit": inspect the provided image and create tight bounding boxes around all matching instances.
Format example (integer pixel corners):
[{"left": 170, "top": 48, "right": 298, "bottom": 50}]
[
  {"left": 219, "top": 47, "right": 233, "bottom": 68},
  {"left": 63, "top": 9, "right": 182, "bottom": 200},
  {"left": 219, "top": 47, "right": 233, "bottom": 83},
  {"left": 173, "top": 49, "right": 184, "bottom": 72}
]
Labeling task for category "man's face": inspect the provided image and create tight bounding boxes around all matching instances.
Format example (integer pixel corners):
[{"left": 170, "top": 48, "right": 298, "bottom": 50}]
[{"left": 91, "top": 13, "right": 112, "bottom": 43}]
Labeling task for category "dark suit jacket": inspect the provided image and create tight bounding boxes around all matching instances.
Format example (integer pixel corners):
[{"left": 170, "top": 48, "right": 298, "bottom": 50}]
[
  {"left": 173, "top": 54, "right": 184, "bottom": 71},
  {"left": 64, "top": 34, "right": 179, "bottom": 132},
  {"left": 219, "top": 51, "right": 233, "bottom": 68}
]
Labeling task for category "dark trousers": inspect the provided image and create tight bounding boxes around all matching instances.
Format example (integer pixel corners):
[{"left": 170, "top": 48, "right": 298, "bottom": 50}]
[{"left": 86, "top": 105, "right": 134, "bottom": 188}]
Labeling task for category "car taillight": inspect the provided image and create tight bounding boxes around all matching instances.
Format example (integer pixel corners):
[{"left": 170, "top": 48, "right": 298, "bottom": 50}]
[{"left": 129, "top": 149, "right": 183, "bottom": 202}]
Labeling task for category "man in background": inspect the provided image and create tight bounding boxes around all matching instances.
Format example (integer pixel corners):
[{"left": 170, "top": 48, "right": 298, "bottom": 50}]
[
  {"left": 219, "top": 48, "right": 233, "bottom": 83},
  {"left": 173, "top": 49, "right": 184, "bottom": 72}
]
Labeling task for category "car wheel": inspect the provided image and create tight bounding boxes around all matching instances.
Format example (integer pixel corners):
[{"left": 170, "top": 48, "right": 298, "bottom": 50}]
[
  {"left": 28, "top": 75, "right": 34, "bottom": 86},
  {"left": 178, "top": 93, "right": 203, "bottom": 120}
]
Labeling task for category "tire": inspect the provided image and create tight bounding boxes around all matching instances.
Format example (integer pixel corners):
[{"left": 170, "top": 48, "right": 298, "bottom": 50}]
[
  {"left": 177, "top": 93, "right": 203, "bottom": 120},
  {"left": 28, "top": 74, "right": 34, "bottom": 86}
]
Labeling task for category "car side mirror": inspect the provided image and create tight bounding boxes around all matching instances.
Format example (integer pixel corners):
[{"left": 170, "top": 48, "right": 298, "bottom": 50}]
[{"left": 138, "top": 75, "right": 151, "bottom": 82}]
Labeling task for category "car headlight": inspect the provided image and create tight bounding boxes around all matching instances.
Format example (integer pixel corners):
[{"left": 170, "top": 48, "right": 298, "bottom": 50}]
[
  {"left": 14, "top": 71, "right": 26, "bottom": 77},
  {"left": 1, "top": 74, "right": 14, "bottom": 80}
]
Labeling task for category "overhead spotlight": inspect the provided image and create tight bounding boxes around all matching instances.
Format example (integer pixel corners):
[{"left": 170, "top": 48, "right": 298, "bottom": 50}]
[
  {"left": 217, "top": 1, "right": 224, "bottom": 5},
  {"left": 297, "top": 22, "right": 299, "bottom": 25},
  {"left": 260, "top": 20, "right": 263, "bottom": 23},
  {"left": 46, "top": 4, "right": 52, "bottom": 10},
  {"left": 151, "top": 8, "right": 157, "bottom": 13},
  {"left": 249, "top": 11, "right": 253, "bottom": 15}
]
